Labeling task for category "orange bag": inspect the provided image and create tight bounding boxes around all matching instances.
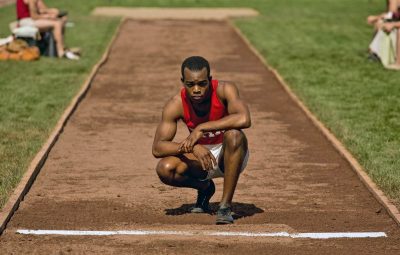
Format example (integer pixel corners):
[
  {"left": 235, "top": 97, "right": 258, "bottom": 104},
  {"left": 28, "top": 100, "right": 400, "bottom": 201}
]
[
  {"left": 21, "top": 47, "right": 40, "bottom": 61},
  {"left": 0, "top": 44, "right": 40, "bottom": 61}
]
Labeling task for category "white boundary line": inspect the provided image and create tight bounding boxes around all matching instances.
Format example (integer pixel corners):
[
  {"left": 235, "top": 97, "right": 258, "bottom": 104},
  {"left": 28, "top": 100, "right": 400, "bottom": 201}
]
[{"left": 16, "top": 229, "right": 387, "bottom": 239}]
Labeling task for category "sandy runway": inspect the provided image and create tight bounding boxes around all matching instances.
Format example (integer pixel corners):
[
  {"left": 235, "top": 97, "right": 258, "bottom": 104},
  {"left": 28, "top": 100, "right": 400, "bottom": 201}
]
[{"left": 0, "top": 20, "right": 399, "bottom": 254}]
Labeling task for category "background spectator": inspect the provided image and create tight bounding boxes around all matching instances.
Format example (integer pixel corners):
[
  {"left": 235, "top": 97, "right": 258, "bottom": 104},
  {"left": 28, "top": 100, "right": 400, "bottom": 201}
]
[{"left": 17, "top": 0, "right": 79, "bottom": 60}]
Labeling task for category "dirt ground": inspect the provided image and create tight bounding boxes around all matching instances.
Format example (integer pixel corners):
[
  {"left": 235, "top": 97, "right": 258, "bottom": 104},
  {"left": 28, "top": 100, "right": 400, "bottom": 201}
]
[
  {"left": 92, "top": 7, "right": 259, "bottom": 20},
  {"left": 0, "top": 20, "right": 399, "bottom": 254}
]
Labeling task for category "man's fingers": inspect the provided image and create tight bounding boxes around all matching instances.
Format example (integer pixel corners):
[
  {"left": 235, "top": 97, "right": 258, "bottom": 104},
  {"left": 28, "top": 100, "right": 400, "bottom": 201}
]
[
  {"left": 179, "top": 143, "right": 188, "bottom": 153},
  {"left": 182, "top": 140, "right": 189, "bottom": 152},
  {"left": 189, "top": 144, "right": 194, "bottom": 152},
  {"left": 207, "top": 155, "right": 215, "bottom": 170},
  {"left": 203, "top": 157, "right": 211, "bottom": 170},
  {"left": 209, "top": 153, "right": 217, "bottom": 167},
  {"left": 185, "top": 143, "right": 191, "bottom": 153},
  {"left": 179, "top": 140, "right": 186, "bottom": 150},
  {"left": 199, "top": 158, "right": 207, "bottom": 171},
  {"left": 187, "top": 139, "right": 195, "bottom": 151}
]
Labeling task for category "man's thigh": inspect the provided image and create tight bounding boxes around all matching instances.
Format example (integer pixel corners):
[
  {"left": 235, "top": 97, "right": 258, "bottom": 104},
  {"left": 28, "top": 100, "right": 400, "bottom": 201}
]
[{"left": 162, "top": 154, "right": 207, "bottom": 179}]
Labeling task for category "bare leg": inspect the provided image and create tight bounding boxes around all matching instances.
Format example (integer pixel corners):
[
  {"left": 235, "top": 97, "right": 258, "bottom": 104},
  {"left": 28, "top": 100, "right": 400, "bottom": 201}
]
[
  {"left": 61, "top": 16, "right": 68, "bottom": 36},
  {"left": 396, "top": 29, "right": 400, "bottom": 65},
  {"left": 34, "top": 19, "right": 65, "bottom": 57},
  {"left": 156, "top": 154, "right": 209, "bottom": 191},
  {"left": 219, "top": 129, "right": 248, "bottom": 208},
  {"left": 387, "top": 29, "right": 400, "bottom": 69}
]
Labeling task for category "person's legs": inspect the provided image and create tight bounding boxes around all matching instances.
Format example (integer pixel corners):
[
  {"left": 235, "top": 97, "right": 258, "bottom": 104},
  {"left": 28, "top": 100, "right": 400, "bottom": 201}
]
[
  {"left": 60, "top": 16, "right": 68, "bottom": 36},
  {"left": 33, "top": 19, "right": 65, "bottom": 57},
  {"left": 396, "top": 28, "right": 400, "bottom": 65},
  {"left": 219, "top": 129, "right": 248, "bottom": 208},
  {"left": 214, "top": 129, "right": 247, "bottom": 224},
  {"left": 387, "top": 29, "right": 400, "bottom": 69},
  {"left": 156, "top": 154, "right": 216, "bottom": 213},
  {"left": 156, "top": 154, "right": 209, "bottom": 190}
]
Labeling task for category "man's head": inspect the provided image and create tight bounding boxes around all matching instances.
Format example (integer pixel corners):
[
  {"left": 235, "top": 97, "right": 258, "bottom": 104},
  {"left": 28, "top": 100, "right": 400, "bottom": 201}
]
[{"left": 181, "top": 56, "right": 212, "bottom": 103}]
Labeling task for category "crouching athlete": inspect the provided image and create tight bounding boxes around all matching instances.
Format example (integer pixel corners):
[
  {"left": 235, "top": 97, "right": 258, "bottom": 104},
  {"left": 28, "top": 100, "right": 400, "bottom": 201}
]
[{"left": 152, "top": 56, "right": 251, "bottom": 224}]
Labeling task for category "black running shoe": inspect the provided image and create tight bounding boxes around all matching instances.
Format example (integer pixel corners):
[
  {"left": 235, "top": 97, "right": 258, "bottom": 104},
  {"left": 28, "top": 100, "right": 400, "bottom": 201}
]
[
  {"left": 216, "top": 206, "right": 234, "bottom": 224},
  {"left": 190, "top": 180, "right": 215, "bottom": 213},
  {"left": 367, "top": 52, "right": 380, "bottom": 62}
]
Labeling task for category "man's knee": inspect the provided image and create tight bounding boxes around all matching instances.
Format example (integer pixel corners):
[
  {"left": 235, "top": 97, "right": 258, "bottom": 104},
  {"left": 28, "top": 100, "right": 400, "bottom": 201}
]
[
  {"left": 156, "top": 158, "right": 186, "bottom": 185},
  {"left": 223, "top": 129, "right": 246, "bottom": 150},
  {"left": 156, "top": 159, "right": 175, "bottom": 184}
]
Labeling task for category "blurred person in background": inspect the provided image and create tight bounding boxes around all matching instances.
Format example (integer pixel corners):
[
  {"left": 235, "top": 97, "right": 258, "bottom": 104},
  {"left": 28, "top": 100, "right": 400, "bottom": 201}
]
[
  {"left": 16, "top": 0, "right": 79, "bottom": 60},
  {"left": 367, "top": 0, "right": 400, "bottom": 69}
]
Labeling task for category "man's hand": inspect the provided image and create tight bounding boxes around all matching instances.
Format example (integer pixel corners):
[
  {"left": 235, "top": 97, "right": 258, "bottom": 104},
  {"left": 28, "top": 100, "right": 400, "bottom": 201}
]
[
  {"left": 192, "top": 144, "right": 217, "bottom": 171},
  {"left": 178, "top": 127, "right": 203, "bottom": 153}
]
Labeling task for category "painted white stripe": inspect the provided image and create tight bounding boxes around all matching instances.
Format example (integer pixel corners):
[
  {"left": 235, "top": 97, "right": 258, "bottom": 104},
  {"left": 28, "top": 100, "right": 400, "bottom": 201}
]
[
  {"left": 291, "top": 232, "right": 387, "bottom": 239},
  {"left": 16, "top": 229, "right": 387, "bottom": 239}
]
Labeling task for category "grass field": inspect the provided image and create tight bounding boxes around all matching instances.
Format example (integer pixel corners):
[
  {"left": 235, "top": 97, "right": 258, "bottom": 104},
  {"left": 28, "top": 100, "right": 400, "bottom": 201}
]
[{"left": 0, "top": 0, "right": 399, "bottom": 209}]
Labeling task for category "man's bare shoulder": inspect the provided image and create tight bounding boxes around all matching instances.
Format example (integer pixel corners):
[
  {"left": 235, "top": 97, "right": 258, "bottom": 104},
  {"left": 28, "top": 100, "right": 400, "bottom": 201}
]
[
  {"left": 162, "top": 93, "right": 183, "bottom": 121},
  {"left": 216, "top": 80, "right": 239, "bottom": 100}
]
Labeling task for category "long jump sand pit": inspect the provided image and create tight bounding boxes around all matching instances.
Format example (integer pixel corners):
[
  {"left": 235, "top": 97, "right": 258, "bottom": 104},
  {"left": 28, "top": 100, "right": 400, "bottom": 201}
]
[{"left": 1, "top": 19, "right": 400, "bottom": 254}]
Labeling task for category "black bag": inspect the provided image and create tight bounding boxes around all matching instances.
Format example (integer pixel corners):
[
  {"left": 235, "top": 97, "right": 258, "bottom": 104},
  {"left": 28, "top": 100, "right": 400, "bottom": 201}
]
[{"left": 37, "top": 31, "right": 58, "bottom": 57}]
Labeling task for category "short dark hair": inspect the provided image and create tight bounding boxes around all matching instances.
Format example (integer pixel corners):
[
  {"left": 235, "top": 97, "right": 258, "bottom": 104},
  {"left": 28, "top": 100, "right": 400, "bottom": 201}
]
[{"left": 181, "top": 56, "right": 210, "bottom": 80}]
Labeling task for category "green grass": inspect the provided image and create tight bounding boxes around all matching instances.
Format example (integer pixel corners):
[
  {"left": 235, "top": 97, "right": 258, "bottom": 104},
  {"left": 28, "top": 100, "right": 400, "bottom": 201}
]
[
  {"left": 0, "top": 3, "right": 120, "bottom": 207},
  {"left": 1, "top": 0, "right": 399, "bottom": 208}
]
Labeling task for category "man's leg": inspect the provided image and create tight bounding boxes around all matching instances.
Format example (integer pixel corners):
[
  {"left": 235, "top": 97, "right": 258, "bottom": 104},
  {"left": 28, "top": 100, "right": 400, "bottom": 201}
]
[
  {"left": 156, "top": 154, "right": 208, "bottom": 190},
  {"left": 156, "top": 154, "right": 216, "bottom": 213},
  {"left": 217, "top": 129, "right": 248, "bottom": 224}
]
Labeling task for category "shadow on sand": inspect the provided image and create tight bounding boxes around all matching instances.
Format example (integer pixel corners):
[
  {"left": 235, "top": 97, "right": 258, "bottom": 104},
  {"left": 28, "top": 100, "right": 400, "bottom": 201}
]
[{"left": 165, "top": 202, "right": 264, "bottom": 220}]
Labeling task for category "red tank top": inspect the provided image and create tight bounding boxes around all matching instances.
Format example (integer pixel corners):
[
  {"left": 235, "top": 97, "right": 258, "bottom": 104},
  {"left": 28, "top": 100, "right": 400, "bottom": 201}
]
[
  {"left": 181, "top": 79, "right": 227, "bottom": 145},
  {"left": 17, "top": 0, "right": 31, "bottom": 20}
]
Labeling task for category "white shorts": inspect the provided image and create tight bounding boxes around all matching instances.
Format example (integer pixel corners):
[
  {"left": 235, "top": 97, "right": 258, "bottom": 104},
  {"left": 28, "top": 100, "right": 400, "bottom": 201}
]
[{"left": 202, "top": 143, "right": 249, "bottom": 180}]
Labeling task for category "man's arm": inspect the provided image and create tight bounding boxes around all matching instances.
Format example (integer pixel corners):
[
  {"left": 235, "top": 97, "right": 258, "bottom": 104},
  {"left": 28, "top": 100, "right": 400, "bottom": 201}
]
[
  {"left": 179, "top": 82, "right": 251, "bottom": 152},
  {"left": 198, "top": 82, "right": 251, "bottom": 132},
  {"left": 152, "top": 96, "right": 184, "bottom": 158}
]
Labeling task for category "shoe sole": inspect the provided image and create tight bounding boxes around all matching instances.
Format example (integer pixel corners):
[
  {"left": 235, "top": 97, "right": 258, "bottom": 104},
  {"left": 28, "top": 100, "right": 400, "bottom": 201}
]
[
  {"left": 190, "top": 207, "right": 206, "bottom": 213},
  {"left": 216, "top": 218, "right": 234, "bottom": 225}
]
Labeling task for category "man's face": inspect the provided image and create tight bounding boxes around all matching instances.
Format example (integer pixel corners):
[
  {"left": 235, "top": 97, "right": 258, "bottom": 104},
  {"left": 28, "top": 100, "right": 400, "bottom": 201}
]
[{"left": 182, "top": 67, "right": 211, "bottom": 104}]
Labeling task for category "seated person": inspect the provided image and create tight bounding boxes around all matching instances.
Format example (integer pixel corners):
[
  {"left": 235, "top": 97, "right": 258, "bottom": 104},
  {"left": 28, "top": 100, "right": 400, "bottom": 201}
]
[
  {"left": 16, "top": 0, "right": 79, "bottom": 60},
  {"left": 379, "top": 20, "right": 400, "bottom": 69},
  {"left": 367, "top": 0, "right": 400, "bottom": 69}
]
